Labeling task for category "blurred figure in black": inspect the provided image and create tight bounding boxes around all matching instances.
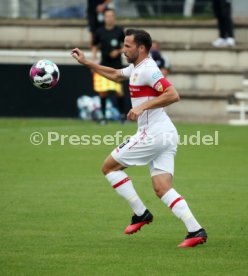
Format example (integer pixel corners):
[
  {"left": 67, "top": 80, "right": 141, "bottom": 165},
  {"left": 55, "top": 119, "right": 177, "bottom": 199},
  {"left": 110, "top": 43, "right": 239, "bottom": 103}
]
[
  {"left": 130, "top": 0, "right": 171, "bottom": 17},
  {"left": 92, "top": 8, "right": 126, "bottom": 124},
  {"left": 87, "top": 0, "right": 113, "bottom": 45},
  {"left": 150, "top": 40, "right": 171, "bottom": 77},
  {"left": 212, "top": 0, "right": 235, "bottom": 47},
  {"left": 130, "top": 0, "right": 150, "bottom": 17}
]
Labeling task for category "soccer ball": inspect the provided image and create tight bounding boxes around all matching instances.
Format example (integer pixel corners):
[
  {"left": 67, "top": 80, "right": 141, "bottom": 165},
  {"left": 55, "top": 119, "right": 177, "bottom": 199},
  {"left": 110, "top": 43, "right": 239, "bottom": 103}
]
[{"left": 29, "top": 59, "right": 60, "bottom": 89}]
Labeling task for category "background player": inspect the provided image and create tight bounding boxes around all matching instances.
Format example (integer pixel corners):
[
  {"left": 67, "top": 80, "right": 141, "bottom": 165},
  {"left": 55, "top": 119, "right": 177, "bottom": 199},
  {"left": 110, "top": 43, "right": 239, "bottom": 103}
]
[
  {"left": 150, "top": 40, "right": 171, "bottom": 77},
  {"left": 92, "top": 8, "right": 126, "bottom": 124},
  {"left": 86, "top": 0, "right": 113, "bottom": 45},
  {"left": 71, "top": 29, "right": 207, "bottom": 248}
]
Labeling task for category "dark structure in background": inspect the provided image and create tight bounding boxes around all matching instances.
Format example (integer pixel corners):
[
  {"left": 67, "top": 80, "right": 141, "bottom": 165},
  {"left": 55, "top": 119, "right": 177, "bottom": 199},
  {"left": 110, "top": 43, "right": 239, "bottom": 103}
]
[
  {"left": 130, "top": 0, "right": 212, "bottom": 17},
  {"left": 0, "top": 0, "right": 214, "bottom": 19},
  {"left": 0, "top": 64, "right": 130, "bottom": 118}
]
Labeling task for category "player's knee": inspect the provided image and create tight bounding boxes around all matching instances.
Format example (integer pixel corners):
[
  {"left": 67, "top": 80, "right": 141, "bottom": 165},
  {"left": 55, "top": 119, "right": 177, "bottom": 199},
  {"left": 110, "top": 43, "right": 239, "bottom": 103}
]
[
  {"left": 101, "top": 160, "right": 116, "bottom": 175},
  {"left": 101, "top": 162, "right": 109, "bottom": 175},
  {"left": 152, "top": 173, "right": 173, "bottom": 198},
  {"left": 101, "top": 155, "right": 125, "bottom": 175},
  {"left": 153, "top": 186, "right": 166, "bottom": 199},
  {"left": 153, "top": 186, "right": 160, "bottom": 198}
]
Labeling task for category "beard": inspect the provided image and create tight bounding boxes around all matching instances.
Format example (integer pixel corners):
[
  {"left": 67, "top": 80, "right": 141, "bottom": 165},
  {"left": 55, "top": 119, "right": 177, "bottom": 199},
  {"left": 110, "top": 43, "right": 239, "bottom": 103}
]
[{"left": 125, "top": 52, "right": 139, "bottom": 64}]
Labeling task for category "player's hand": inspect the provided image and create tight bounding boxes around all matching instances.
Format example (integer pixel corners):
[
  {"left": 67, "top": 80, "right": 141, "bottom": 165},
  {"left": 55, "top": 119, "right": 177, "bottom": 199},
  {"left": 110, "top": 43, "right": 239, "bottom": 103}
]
[
  {"left": 127, "top": 106, "right": 144, "bottom": 121},
  {"left": 71, "top": 48, "right": 87, "bottom": 65},
  {"left": 96, "top": 4, "right": 106, "bottom": 13},
  {"left": 110, "top": 49, "right": 121, "bottom": 58}
]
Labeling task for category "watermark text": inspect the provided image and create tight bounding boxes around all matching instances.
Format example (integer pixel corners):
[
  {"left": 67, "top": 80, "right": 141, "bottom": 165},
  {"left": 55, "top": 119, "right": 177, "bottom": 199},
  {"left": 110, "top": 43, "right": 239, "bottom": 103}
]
[{"left": 29, "top": 130, "right": 219, "bottom": 147}]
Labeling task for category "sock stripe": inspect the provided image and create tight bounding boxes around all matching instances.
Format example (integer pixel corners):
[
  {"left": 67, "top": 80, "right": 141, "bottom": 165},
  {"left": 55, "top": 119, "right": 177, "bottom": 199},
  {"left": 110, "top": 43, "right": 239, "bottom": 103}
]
[
  {"left": 169, "top": 196, "right": 184, "bottom": 209},
  {"left": 112, "top": 177, "right": 130, "bottom": 189}
]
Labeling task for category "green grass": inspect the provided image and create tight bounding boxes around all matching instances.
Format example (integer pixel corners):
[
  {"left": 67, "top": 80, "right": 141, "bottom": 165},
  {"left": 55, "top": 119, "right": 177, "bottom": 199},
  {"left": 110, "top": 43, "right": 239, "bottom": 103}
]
[{"left": 0, "top": 119, "right": 247, "bottom": 276}]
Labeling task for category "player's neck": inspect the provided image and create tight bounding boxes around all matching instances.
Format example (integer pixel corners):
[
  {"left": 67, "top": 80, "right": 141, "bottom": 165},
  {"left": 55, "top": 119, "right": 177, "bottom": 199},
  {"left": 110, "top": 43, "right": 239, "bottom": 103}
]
[
  {"left": 105, "top": 24, "right": 115, "bottom": 30},
  {"left": 134, "top": 55, "right": 150, "bottom": 67}
]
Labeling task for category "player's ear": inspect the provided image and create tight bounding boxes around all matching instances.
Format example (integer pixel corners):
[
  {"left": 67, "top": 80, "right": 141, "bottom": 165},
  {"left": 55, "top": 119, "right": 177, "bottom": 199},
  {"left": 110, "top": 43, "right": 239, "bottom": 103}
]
[{"left": 139, "top": 45, "right": 145, "bottom": 54}]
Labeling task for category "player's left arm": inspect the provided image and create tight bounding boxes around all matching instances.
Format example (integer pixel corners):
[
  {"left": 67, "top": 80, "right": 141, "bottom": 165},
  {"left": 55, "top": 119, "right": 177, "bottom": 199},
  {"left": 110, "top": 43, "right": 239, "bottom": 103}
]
[
  {"left": 127, "top": 85, "right": 179, "bottom": 120},
  {"left": 142, "top": 85, "right": 180, "bottom": 109}
]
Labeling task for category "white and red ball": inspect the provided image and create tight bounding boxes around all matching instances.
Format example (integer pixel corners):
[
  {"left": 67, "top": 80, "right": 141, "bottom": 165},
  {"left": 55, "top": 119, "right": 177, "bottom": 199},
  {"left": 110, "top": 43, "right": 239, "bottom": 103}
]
[{"left": 29, "top": 59, "right": 60, "bottom": 89}]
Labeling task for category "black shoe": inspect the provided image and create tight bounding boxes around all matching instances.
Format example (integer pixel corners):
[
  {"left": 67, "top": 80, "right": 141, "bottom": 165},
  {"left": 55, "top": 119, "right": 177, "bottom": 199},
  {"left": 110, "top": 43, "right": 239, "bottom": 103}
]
[
  {"left": 120, "top": 114, "right": 127, "bottom": 124},
  {"left": 178, "top": 228, "right": 208, "bottom": 247},
  {"left": 125, "top": 209, "right": 153, "bottom": 234}
]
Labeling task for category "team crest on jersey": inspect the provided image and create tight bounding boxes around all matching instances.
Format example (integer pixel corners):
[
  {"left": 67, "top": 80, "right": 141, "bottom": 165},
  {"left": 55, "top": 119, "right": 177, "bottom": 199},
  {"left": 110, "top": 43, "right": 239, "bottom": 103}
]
[
  {"left": 155, "top": 81, "right": 163, "bottom": 92},
  {"left": 111, "top": 39, "right": 118, "bottom": 47},
  {"left": 132, "top": 73, "right": 138, "bottom": 83}
]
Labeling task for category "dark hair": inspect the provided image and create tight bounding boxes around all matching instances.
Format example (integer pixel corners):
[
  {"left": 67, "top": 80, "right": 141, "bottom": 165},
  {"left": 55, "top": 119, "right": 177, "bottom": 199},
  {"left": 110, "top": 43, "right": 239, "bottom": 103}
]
[
  {"left": 103, "top": 8, "right": 116, "bottom": 14},
  {"left": 125, "top": 29, "right": 152, "bottom": 52}
]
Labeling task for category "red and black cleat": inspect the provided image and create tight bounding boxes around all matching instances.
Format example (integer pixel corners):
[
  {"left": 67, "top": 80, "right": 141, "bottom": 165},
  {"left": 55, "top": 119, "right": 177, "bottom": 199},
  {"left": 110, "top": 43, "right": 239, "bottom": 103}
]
[
  {"left": 125, "top": 209, "right": 153, "bottom": 234},
  {"left": 178, "top": 228, "right": 208, "bottom": 248}
]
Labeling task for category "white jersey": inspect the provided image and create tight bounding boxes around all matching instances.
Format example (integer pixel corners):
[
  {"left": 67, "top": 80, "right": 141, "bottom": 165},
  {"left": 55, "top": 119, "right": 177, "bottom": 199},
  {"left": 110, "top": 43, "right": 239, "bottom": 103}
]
[{"left": 121, "top": 57, "right": 176, "bottom": 134}]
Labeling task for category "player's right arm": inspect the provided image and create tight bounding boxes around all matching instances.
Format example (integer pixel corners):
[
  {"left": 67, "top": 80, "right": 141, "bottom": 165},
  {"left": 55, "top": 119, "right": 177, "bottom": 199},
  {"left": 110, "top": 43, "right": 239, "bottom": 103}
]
[
  {"left": 71, "top": 48, "right": 126, "bottom": 82},
  {"left": 91, "top": 45, "right": 98, "bottom": 62}
]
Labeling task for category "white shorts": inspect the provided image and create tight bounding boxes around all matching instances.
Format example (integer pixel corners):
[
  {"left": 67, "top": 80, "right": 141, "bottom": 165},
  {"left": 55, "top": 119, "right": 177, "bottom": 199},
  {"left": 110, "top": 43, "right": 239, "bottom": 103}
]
[{"left": 111, "top": 129, "right": 178, "bottom": 176}]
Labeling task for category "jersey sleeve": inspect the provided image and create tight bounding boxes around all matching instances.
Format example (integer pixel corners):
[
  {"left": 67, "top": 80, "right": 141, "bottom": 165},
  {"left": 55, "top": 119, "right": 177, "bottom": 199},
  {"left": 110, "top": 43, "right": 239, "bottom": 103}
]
[
  {"left": 143, "top": 65, "right": 172, "bottom": 92},
  {"left": 121, "top": 64, "right": 134, "bottom": 78}
]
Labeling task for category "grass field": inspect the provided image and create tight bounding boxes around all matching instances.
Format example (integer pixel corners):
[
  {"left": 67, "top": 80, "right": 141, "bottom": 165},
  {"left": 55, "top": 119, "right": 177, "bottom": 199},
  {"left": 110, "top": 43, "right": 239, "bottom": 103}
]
[{"left": 0, "top": 119, "right": 247, "bottom": 276}]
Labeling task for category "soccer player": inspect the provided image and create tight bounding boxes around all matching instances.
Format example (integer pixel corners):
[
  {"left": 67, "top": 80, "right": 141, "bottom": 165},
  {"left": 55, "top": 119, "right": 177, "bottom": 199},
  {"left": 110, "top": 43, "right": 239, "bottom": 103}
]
[
  {"left": 86, "top": 0, "right": 113, "bottom": 46},
  {"left": 91, "top": 8, "right": 126, "bottom": 124},
  {"left": 71, "top": 29, "right": 207, "bottom": 247}
]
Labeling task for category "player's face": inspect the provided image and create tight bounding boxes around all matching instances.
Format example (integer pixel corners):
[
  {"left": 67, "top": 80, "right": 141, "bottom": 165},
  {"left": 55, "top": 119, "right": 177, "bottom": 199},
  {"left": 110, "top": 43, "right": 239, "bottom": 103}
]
[
  {"left": 123, "top": 35, "right": 139, "bottom": 64},
  {"left": 104, "top": 10, "right": 115, "bottom": 26}
]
